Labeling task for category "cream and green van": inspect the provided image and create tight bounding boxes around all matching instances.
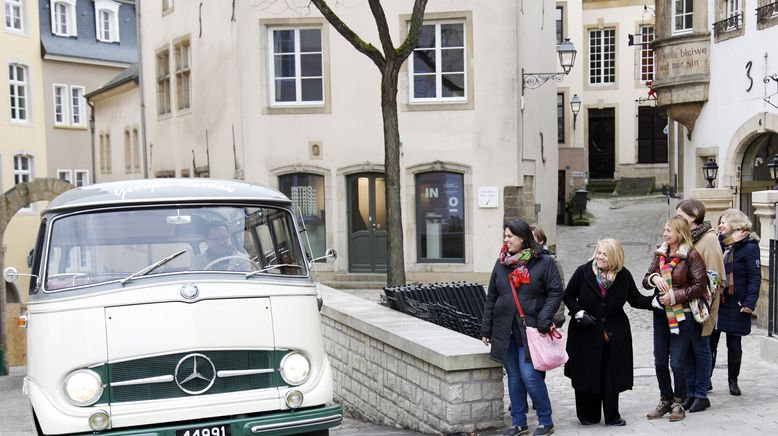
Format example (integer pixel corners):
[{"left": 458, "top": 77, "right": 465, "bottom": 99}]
[{"left": 5, "top": 179, "right": 342, "bottom": 435}]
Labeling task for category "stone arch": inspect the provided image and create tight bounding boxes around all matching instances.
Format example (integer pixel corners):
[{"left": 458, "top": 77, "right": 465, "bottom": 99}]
[
  {"left": 0, "top": 178, "right": 73, "bottom": 374},
  {"left": 722, "top": 112, "right": 778, "bottom": 183}
]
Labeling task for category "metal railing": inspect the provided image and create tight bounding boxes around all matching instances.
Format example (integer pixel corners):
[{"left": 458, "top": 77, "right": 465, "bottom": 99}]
[
  {"left": 713, "top": 12, "right": 743, "bottom": 35},
  {"left": 769, "top": 239, "right": 778, "bottom": 336},
  {"left": 756, "top": 1, "right": 778, "bottom": 22}
]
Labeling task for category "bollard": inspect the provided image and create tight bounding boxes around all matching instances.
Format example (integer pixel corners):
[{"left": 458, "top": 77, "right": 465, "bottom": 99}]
[{"left": 574, "top": 189, "right": 588, "bottom": 219}]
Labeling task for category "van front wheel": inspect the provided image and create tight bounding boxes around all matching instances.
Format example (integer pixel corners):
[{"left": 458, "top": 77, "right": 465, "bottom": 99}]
[{"left": 299, "top": 431, "right": 328, "bottom": 436}]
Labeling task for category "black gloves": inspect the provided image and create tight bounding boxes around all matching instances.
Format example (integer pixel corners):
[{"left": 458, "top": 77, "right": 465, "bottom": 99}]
[
  {"left": 537, "top": 323, "right": 551, "bottom": 334},
  {"left": 577, "top": 312, "right": 598, "bottom": 327}
]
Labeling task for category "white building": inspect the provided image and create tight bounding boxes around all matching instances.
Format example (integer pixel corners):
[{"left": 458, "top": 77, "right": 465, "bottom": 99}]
[{"left": 124, "top": 1, "right": 565, "bottom": 280}]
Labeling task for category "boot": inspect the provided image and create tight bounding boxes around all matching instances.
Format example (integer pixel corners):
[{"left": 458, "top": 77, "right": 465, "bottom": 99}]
[
  {"left": 728, "top": 350, "right": 742, "bottom": 396},
  {"left": 709, "top": 349, "right": 717, "bottom": 391},
  {"left": 646, "top": 398, "right": 672, "bottom": 419},
  {"left": 669, "top": 398, "right": 685, "bottom": 421}
]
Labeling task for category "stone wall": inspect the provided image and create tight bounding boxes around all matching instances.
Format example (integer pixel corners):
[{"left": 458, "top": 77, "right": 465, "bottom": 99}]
[{"left": 319, "top": 287, "right": 504, "bottom": 434}]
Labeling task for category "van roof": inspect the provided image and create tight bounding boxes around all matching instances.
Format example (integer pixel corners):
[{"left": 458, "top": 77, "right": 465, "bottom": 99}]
[{"left": 45, "top": 179, "right": 291, "bottom": 213}]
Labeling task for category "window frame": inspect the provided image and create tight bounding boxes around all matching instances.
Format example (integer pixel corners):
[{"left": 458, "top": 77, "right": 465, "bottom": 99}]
[
  {"left": 74, "top": 169, "right": 89, "bottom": 186},
  {"left": 555, "top": 5, "right": 565, "bottom": 44},
  {"left": 588, "top": 28, "right": 616, "bottom": 86},
  {"left": 9, "top": 63, "right": 29, "bottom": 123},
  {"left": 556, "top": 92, "right": 565, "bottom": 144},
  {"left": 173, "top": 37, "right": 191, "bottom": 110},
  {"left": 267, "top": 26, "right": 324, "bottom": 107},
  {"left": 414, "top": 171, "right": 465, "bottom": 263},
  {"left": 13, "top": 154, "right": 32, "bottom": 184},
  {"left": 4, "top": 0, "right": 24, "bottom": 32},
  {"left": 52, "top": 84, "right": 86, "bottom": 127},
  {"left": 162, "top": 0, "right": 173, "bottom": 15},
  {"left": 156, "top": 46, "right": 171, "bottom": 116},
  {"left": 639, "top": 25, "right": 655, "bottom": 83},
  {"left": 70, "top": 85, "right": 85, "bottom": 126},
  {"left": 51, "top": 0, "right": 77, "bottom": 37},
  {"left": 53, "top": 83, "right": 69, "bottom": 125},
  {"left": 409, "top": 20, "right": 467, "bottom": 104},
  {"left": 94, "top": 0, "right": 120, "bottom": 44},
  {"left": 57, "top": 169, "right": 73, "bottom": 183},
  {"left": 673, "top": 0, "right": 694, "bottom": 34}
]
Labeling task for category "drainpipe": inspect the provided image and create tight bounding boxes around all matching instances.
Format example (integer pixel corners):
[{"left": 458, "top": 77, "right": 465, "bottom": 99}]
[
  {"left": 87, "top": 100, "right": 96, "bottom": 183},
  {"left": 135, "top": 1, "right": 149, "bottom": 178}
]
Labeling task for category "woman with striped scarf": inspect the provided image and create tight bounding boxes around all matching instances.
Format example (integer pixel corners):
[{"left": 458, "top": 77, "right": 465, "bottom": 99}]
[{"left": 642, "top": 217, "right": 708, "bottom": 422}]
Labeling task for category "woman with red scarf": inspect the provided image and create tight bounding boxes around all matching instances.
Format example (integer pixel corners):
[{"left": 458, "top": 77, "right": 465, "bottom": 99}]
[{"left": 480, "top": 219, "right": 563, "bottom": 436}]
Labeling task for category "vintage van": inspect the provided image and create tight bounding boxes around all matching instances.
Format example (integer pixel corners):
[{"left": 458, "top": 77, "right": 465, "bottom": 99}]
[{"left": 5, "top": 179, "right": 342, "bottom": 435}]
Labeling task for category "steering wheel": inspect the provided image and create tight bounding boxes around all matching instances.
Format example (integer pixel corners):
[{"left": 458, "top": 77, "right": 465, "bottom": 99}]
[{"left": 204, "top": 254, "right": 252, "bottom": 271}]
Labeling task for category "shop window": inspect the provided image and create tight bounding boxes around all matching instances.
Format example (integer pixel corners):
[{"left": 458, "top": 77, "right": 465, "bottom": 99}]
[
  {"left": 278, "top": 173, "right": 326, "bottom": 260},
  {"left": 416, "top": 171, "right": 464, "bottom": 262}
]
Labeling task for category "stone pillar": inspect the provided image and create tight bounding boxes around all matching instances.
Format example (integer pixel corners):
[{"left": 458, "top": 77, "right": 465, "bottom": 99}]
[
  {"left": 690, "top": 187, "right": 733, "bottom": 225},
  {"left": 749, "top": 190, "right": 778, "bottom": 329}
]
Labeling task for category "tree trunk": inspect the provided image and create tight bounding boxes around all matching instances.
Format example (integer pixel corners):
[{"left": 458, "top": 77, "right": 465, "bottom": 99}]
[{"left": 381, "top": 62, "right": 406, "bottom": 286}]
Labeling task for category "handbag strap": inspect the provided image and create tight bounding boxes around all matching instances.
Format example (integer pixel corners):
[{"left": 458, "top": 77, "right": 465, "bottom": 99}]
[{"left": 510, "top": 280, "right": 562, "bottom": 339}]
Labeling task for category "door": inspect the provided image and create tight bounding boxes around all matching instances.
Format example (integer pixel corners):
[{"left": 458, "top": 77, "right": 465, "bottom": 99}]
[
  {"left": 588, "top": 108, "right": 616, "bottom": 179},
  {"left": 557, "top": 170, "right": 566, "bottom": 225},
  {"left": 347, "top": 173, "right": 387, "bottom": 273}
]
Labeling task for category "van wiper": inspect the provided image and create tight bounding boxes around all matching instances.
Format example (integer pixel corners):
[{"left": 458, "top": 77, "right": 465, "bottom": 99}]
[
  {"left": 120, "top": 250, "right": 187, "bottom": 286},
  {"left": 245, "top": 264, "right": 300, "bottom": 279}
]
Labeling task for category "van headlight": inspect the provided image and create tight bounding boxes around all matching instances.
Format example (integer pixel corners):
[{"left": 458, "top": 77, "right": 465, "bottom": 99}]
[
  {"left": 280, "top": 352, "right": 310, "bottom": 386},
  {"left": 64, "top": 369, "right": 103, "bottom": 406}
]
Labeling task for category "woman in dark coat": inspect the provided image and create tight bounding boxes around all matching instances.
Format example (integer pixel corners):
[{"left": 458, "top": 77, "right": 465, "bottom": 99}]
[
  {"left": 480, "top": 219, "right": 563, "bottom": 436},
  {"left": 563, "top": 238, "right": 653, "bottom": 426},
  {"left": 712, "top": 208, "right": 761, "bottom": 396}
]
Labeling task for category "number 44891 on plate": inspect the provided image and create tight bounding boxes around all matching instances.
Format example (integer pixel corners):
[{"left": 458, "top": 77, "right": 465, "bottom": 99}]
[{"left": 176, "top": 425, "right": 231, "bottom": 436}]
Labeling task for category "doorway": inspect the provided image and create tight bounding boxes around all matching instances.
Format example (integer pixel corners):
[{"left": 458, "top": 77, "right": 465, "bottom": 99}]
[
  {"left": 347, "top": 173, "right": 387, "bottom": 273},
  {"left": 739, "top": 132, "right": 778, "bottom": 236},
  {"left": 588, "top": 108, "right": 616, "bottom": 179}
]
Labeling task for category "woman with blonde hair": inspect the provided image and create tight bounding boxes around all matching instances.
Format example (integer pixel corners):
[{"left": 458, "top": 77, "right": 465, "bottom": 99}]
[
  {"left": 712, "top": 209, "right": 761, "bottom": 396},
  {"left": 563, "top": 239, "right": 653, "bottom": 426},
  {"left": 643, "top": 217, "right": 708, "bottom": 422}
]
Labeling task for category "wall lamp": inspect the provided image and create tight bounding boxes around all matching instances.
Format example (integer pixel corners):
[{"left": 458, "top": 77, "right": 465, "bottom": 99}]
[
  {"left": 767, "top": 154, "right": 778, "bottom": 189},
  {"left": 522, "top": 38, "right": 577, "bottom": 96},
  {"left": 570, "top": 94, "right": 581, "bottom": 129},
  {"left": 702, "top": 158, "right": 719, "bottom": 189}
]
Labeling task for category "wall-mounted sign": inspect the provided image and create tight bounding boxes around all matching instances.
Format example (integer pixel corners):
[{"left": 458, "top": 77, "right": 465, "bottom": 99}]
[
  {"left": 478, "top": 186, "right": 499, "bottom": 208},
  {"left": 655, "top": 42, "right": 709, "bottom": 79}
]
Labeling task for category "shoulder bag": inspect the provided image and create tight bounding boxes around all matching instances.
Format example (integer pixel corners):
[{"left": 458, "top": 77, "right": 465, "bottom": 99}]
[{"left": 509, "top": 280, "right": 568, "bottom": 371}]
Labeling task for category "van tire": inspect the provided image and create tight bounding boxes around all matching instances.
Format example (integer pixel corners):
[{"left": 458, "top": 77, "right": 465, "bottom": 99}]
[{"left": 300, "top": 430, "right": 328, "bottom": 436}]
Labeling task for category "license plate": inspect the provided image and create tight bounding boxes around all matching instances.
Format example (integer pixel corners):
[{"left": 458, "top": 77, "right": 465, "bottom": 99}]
[{"left": 175, "top": 424, "right": 231, "bottom": 436}]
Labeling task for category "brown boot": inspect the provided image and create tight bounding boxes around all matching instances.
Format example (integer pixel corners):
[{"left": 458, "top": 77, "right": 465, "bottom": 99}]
[
  {"left": 646, "top": 398, "right": 672, "bottom": 419},
  {"left": 669, "top": 398, "right": 686, "bottom": 421}
]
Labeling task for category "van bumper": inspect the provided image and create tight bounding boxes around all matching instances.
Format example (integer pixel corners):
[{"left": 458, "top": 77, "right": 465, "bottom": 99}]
[{"left": 73, "top": 405, "right": 343, "bottom": 435}]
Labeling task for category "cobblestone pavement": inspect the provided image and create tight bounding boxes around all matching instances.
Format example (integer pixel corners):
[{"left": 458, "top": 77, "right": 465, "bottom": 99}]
[{"left": 4, "top": 195, "right": 778, "bottom": 435}]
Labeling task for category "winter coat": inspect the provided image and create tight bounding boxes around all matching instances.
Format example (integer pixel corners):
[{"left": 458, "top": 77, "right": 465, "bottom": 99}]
[
  {"left": 563, "top": 263, "right": 653, "bottom": 394},
  {"left": 717, "top": 235, "right": 761, "bottom": 336},
  {"left": 480, "top": 254, "right": 564, "bottom": 365},
  {"left": 693, "top": 228, "right": 725, "bottom": 336},
  {"left": 643, "top": 243, "right": 708, "bottom": 306},
  {"left": 539, "top": 247, "right": 567, "bottom": 328}
]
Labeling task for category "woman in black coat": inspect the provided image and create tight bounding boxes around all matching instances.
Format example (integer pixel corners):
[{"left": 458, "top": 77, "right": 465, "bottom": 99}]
[
  {"left": 563, "top": 238, "right": 653, "bottom": 426},
  {"left": 480, "top": 219, "right": 563, "bottom": 436}
]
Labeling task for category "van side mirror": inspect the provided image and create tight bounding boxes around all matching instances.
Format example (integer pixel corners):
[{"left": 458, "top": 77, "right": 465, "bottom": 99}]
[
  {"left": 3, "top": 267, "right": 38, "bottom": 284},
  {"left": 308, "top": 248, "right": 337, "bottom": 267}
]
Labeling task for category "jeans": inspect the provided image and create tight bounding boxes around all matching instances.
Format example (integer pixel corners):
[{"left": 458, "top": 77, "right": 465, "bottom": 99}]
[
  {"left": 505, "top": 339, "right": 553, "bottom": 427},
  {"left": 653, "top": 310, "right": 692, "bottom": 400},
  {"left": 685, "top": 320, "right": 712, "bottom": 398}
]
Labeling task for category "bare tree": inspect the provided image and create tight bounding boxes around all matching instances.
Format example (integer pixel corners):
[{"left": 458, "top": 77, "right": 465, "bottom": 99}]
[{"left": 309, "top": 0, "right": 429, "bottom": 286}]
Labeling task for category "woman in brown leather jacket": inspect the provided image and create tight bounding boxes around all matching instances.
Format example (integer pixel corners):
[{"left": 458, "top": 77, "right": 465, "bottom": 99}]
[{"left": 643, "top": 217, "right": 708, "bottom": 422}]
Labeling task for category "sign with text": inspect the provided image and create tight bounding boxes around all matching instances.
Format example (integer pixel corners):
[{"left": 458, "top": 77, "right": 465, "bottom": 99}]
[{"left": 655, "top": 41, "right": 709, "bottom": 79}]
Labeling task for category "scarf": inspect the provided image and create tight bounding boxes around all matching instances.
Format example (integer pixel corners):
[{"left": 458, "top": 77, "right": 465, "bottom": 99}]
[
  {"left": 721, "top": 234, "right": 742, "bottom": 300},
  {"left": 690, "top": 221, "right": 712, "bottom": 244},
  {"left": 591, "top": 259, "right": 615, "bottom": 298},
  {"left": 659, "top": 254, "right": 686, "bottom": 334},
  {"left": 499, "top": 244, "right": 535, "bottom": 289}
]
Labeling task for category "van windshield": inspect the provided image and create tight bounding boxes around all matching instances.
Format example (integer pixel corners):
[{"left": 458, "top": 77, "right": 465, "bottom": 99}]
[{"left": 44, "top": 205, "right": 306, "bottom": 291}]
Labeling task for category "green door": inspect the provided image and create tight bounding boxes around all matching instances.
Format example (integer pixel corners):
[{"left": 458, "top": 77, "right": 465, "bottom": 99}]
[{"left": 347, "top": 173, "right": 387, "bottom": 273}]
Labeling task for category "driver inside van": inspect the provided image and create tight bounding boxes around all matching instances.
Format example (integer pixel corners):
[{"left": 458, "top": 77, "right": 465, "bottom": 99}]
[{"left": 192, "top": 221, "right": 252, "bottom": 271}]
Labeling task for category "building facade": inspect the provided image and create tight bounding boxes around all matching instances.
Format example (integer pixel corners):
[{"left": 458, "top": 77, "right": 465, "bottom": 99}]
[
  {"left": 38, "top": 0, "right": 137, "bottom": 187},
  {"left": 129, "top": 0, "right": 563, "bottom": 279}
]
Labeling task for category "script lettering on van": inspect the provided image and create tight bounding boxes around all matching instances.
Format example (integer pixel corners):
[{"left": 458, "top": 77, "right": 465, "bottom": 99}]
[{"left": 114, "top": 180, "right": 237, "bottom": 199}]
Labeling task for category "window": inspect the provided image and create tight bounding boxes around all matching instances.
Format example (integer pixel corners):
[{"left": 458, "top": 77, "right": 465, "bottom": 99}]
[
  {"left": 174, "top": 38, "right": 191, "bottom": 110},
  {"left": 162, "top": 0, "right": 173, "bottom": 14},
  {"left": 57, "top": 169, "right": 72, "bottom": 183},
  {"left": 4, "top": 0, "right": 23, "bottom": 31},
  {"left": 132, "top": 127, "right": 140, "bottom": 173},
  {"left": 278, "top": 173, "right": 326, "bottom": 261},
  {"left": 674, "top": 0, "right": 693, "bottom": 33},
  {"left": 100, "top": 132, "right": 112, "bottom": 174},
  {"left": 94, "top": 0, "right": 120, "bottom": 43},
  {"left": 123, "top": 128, "right": 141, "bottom": 173},
  {"left": 725, "top": 0, "right": 741, "bottom": 18},
  {"left": 588, "top": 28, "right": 615, "bottom": 85},
  {"left": 555, "top": 6, "right": 564, "bottom": 44},
  {"left": 410, "top": 22, "right": 466, "bottom": 102},
  {"left": 156, "top": 48, "right": 171, "bottom": 115},
  {"left": 637, "top": 106, "right": 668, "bottom": 164},
  {"left": 416, "top": 172, "right": 464, "bottom": 262},
  {"left": 51, "top": 0, "right": 76, "bottom": 37},
  {"left": 124, "top": 128, "right": 131, "bottom": 173},
  {"left": 13, "top": 154, "right": 32, "bottom": 184},
  {"left": 269, "top": 27, "right": 323, "bottom": 105},
  {"left": 639, "top": 25, "right": 655, "bottom": 82},
  {"left": 9, "top": 63, "right": 28, "bottom": 122},
  {"left": 75, "top": 170, "right": 88, "bottom": 186},
  {"left": 557, "top": 93, "right": 565, "bottom": 144},
  {"left": 53, "top": 84, "right": 85, "bottom": 126}
]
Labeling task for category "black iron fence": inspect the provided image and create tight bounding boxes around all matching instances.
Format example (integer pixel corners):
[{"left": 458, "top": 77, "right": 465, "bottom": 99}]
[
  {"left": 769, "top": 239, "right": 778, "bottom": 336},
  {"left": 383, "top": 282, "right": 486, "bottom": 338}
]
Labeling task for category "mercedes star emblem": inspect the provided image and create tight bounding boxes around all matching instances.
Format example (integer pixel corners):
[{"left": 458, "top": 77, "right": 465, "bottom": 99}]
[
  {"left": 174, "top": 353, "right": 216, "bottom": 394},
  {"left": 180, "top": 284, "right": 200, "bottom": 300}
]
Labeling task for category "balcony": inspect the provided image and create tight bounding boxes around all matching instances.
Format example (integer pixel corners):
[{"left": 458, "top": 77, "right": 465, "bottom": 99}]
[
  {"left": 757, "top": 1, "right": 778, "bottom": 29},
  {"left": 713, "top": 12, "right": 743, "bottom": 36}
]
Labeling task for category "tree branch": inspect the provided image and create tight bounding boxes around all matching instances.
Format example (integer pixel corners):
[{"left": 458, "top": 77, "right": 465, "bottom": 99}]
[
  {"left": 310, "top": 0, "right": 385, "bottom": 68},
  {"left": 396, "top": 0, "right": 429, "bottom": 62},
  {"left": 367, "top": 0, "right": 395, "bottom": 58}
]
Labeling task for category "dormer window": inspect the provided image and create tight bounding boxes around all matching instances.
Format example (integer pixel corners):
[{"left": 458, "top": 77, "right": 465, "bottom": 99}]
[
  {"left": 94, "top": 0, "right": 120, "bottom": 43},
  {"left": 51, "top": 0, "right": 76, "bottom": 37}
]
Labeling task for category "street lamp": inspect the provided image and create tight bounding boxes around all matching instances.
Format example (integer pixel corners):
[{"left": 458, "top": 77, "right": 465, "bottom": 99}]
[
  {"left": 702, "top": 158, "right": 719, "bottom": 189},
  {"left": 522, "top": 38, "right": 577, "bottom": 95},
  {"left": 570, "top": 94, "right": 581, "bottom": 129},
  {"left": 767, "top": 154, "right": 778, "bottom": 189}
]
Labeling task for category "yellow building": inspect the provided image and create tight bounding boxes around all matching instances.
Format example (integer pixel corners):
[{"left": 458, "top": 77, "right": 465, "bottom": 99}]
[{"left": 1, "top": 0, "right": 49, "bottom": 366}]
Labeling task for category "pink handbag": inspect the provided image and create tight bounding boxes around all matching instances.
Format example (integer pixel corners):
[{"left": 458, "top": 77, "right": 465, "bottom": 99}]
[{"left": 510, "top": 281, "right": 569, "bottom": 371}]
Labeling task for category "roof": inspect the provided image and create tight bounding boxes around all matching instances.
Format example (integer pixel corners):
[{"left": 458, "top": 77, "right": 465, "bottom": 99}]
[
  {"left": 45, "top": 179, "right": 292, "bottom": 214},
  {"left": 85, "top": 62, "right": 138, "bottom": 98},
  {"left": 39, "top": 0, "right": 138, "bottom": 65}
]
